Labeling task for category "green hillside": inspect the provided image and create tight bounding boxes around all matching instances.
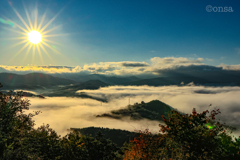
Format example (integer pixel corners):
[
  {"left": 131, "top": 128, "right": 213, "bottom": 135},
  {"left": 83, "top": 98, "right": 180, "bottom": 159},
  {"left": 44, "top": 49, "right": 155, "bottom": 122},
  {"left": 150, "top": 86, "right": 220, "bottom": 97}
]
[{"left": 96, "top": 100, "right": 185, "bottom": 121}]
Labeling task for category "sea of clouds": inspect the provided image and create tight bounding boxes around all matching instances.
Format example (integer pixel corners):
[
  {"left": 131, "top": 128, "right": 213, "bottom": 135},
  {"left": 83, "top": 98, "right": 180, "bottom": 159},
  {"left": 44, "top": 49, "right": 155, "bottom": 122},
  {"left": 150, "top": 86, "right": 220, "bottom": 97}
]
[{"left": 26, "top": 85, "right": 240, "bottom": 141}]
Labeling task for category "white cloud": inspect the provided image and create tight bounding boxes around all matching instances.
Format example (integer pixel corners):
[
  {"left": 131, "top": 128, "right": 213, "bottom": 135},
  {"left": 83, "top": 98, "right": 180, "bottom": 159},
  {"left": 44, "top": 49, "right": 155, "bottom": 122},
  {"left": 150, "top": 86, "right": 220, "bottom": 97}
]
[
  {"left": 150, "top": 57, "right": 204, "bottom": 65},
  {"left": 0, "top": 65, "right": 83, "bottom": 74},
  {"left": 218, "top": 63, "right": 240, "bottom": 71},
  {"left": 26, "top": 97, "right": 162, "bottom": 137},
  {"left": 1, "top": 57, "right": 240, "bottom": 75}
]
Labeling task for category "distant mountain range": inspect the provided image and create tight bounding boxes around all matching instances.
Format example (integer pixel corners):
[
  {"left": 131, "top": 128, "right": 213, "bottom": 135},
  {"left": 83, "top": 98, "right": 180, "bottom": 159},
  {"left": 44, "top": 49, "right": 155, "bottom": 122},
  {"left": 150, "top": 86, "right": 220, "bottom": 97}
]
[
  {"left": 1, "top": 70, "right": 240, "bottom": 89},
  {"left": 41, "top": 80, "right": 108, "bottom": 102},
  {"left": 0, "top": 70, "right": 240, "bottom": 102},
  {"left": 0, "top": 73, "right": 77, "bottom": 88},
  {"left": 50, "top": 71, "right": 240, "bottom": 86},
  {"left": 50, "top": 73, "right": 141, "bottom": 84}
]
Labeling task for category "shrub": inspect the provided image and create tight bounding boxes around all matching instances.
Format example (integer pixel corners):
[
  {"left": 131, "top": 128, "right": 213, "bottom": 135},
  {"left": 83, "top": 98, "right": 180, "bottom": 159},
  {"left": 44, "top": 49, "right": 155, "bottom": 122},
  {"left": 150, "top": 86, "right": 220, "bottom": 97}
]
[{"left": 123, "top": 107, "right": 240, "bottom": 160}]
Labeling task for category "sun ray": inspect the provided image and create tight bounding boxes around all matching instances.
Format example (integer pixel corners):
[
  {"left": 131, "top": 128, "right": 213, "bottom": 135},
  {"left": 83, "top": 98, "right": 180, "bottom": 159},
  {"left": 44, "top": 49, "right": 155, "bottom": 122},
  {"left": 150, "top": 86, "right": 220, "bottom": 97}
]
[
  {"left": 39, "top": 43, "right": 52, "bottom": 60},
  {"left": 41, "top": 24, "right": 62, "bottom": 35},
  {"left": 11, "top": 7, "right": 31, "bottom": 31},
  {"left": 41, "top": 41, "right": 61, "bottom": 54},
  {"left": 36, "top": 0, "right": 53, "bottom": 30},
  {"left": 4, "top": 2, "right": 67, "bottom": 64},
  {"left": 4, "top": 37, "right": 28, "bottom": 40},
  {"left": 37, "top": 11, "right": 47, "bottom": 31},
  {"left": 42, "top": 38, "right": 61, "bottom": 45},
  {"left": 1, "top": 39, "right": 27, "bottom": 53},
  {"left": 2, "top": 16, "right": 29, "bottom": 33},
  {"left": 39, "top": 8, "right": 64, "bottom": 33},
  {"left": 1, "top": 27, "right": 27, "bottom": 36},
  {"left": 34, "top": 6, "right": 38, "bottom": 30},
  {"left": 23, "top": 3, "right": 34, "bottom": 30},
  {"left": 13, "top": 42, "right": 30, "bottom": 58},
  {"left": 22, "top": 44, "right": 33, "bottom": 63},
  {"left": 32, "top": 45, "right": 36, "bottom": 64},
  {"left": 11, "top": 39, "right": 29, "bottom": 48},
  {"left": 42, "top": 33, "right": 70, "bottom": 38},
  {"left": 36, "top": 44, "right": 44, "bottom": 64}
]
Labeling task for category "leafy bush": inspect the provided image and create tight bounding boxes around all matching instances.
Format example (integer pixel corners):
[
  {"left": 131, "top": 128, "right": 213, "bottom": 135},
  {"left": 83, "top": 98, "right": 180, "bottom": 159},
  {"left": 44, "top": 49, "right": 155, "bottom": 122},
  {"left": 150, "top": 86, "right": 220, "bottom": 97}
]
[
  {"left": 60, "top": 130, "right": 120, "bottom": 160},
  {"left": 0, "top": 83, "right": 41, "bottom": 159},
  {"left": 0, "top": 83, "right": 121, "bottom": 159},
  {"left": 123, "top": 107, "right": 240, "bottom": 160}
]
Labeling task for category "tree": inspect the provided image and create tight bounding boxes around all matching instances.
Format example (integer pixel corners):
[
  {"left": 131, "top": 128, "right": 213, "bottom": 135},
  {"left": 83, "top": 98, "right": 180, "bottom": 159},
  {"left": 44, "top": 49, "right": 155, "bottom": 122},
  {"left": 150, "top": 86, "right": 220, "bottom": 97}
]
[
  {"left": 60, "top": 130, "right": 120, "bottom": 160},
  {"left": 22, "top": 124, "right": 63, "bottom": 159},
  {"left": 159, "top": 108, "right": 240, "bottom": 159},
  {"left": 0, "top": 83, "right": 41, "bottom": 159},
  {"left": 0, "top": 83, "right": 121, "bottom": 159},
  {"left": 123, "top": 107, "right": 240, "bottom": 160},
  {"left": 123, "top": 129, "right": 169, "bottom": 160},
  {"left": 160, "top": 108, "right": 240, "bottom": 159},
  {"left": 0, "top": 83, "right": 63, "bottom": 159}
]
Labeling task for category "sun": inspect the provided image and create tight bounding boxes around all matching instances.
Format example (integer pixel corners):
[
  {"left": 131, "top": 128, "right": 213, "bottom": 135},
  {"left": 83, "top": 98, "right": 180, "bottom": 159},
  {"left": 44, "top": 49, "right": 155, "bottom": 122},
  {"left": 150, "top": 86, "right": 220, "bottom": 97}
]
[
  {"left": 28, "top": 31, "right": 42, "bottom": 44},
  {"left": 2, "top": 2, "right": 68, "bottom": 64}
]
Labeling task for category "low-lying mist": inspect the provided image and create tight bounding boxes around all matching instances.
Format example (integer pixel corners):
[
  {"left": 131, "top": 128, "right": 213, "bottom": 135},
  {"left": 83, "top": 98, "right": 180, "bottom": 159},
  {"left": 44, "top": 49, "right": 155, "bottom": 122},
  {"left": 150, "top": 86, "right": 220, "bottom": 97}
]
[{"left": 25, "top": 85, "right": 240, "bottom": 140}]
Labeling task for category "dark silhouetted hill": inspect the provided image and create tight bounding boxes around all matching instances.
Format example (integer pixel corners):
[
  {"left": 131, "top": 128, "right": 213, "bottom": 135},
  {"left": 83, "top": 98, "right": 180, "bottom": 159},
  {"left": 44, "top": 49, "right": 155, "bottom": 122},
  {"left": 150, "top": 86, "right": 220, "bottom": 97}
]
[
  {"left": 123, "top": 75, "right": 213, "bottom": 86},
  {"left": 51, "top": 73, "right": 140, "bottom": 84},
  {"left": 0, "top": 90, "right": 45, "bottom": 99},
  {"left": 69, "top": 127, "right": 141, "bottom": 148},
  {"left": 42, "top": 80, "right": 109, "bottom": 102},
  {"left": 96, "top": 100, "right": 185, "bottom": 121},
  {"left": 0, "top": 72, "right": 77, "bottom": 87}
]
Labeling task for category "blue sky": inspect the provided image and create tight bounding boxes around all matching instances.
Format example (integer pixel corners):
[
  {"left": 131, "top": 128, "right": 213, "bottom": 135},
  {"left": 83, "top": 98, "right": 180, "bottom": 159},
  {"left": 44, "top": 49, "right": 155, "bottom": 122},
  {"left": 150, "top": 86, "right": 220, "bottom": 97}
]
[{"left": 0, "top": 0, "right": 239, "bottom": 69}]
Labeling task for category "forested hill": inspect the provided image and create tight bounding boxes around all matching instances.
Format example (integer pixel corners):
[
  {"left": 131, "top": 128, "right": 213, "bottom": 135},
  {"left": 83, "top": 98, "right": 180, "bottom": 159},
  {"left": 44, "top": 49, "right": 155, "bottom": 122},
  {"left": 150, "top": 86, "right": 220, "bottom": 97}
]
[
  {"left": 96, "top": 100, "right": 186, "bottom": 121},
  {"left": 71, "top": 100, "right": 186, "bottom": 148},
  {"left": 69, "top": 127, "right": 141, "bottom": 148}
]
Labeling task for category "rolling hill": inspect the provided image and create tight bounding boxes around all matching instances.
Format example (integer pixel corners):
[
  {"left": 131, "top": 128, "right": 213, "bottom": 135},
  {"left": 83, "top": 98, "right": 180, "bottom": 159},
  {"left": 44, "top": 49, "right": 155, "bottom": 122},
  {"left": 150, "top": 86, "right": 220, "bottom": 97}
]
[
  {"left": 123, "top": 75, "right": 213, "bottom": 86},
  {"left": 0, "top": 72, "right": 77, "bottom": 87},
  {"left": 69, "top": 127, "right": 142, "bottom": 148},
  {"left": 42, "top": 80, "right": 109, "bottom": 102},
  {"left": 51, "top": 73, "right": 141, "bottom": 84},
  {"left": 96, "top": 100, "right": 185, "bottom": 121}
]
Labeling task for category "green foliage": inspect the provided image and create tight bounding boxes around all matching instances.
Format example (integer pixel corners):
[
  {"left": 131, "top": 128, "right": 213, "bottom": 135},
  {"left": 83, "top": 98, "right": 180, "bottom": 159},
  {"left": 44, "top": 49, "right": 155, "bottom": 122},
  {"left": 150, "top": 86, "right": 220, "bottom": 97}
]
[
  {"left": 0, "top": 83, "right": 41, "bottom": 159},
  {"left": 72, "top": 127, "right": 141, "bottom": 148},
  {"left": 96, "top": 100, "right": 185, "bottom": 121},
  {"left": 0, "top": 83, "right": 121, "bottom": 159},
  {"left": 123, "top": 107, "right": 240, "bottom": 160},
  {"left": 22, "top": 124, "right": 63, "bottom": 159},
  {"left": 60, "top": 130, "right": 120, "bottom": 160}
]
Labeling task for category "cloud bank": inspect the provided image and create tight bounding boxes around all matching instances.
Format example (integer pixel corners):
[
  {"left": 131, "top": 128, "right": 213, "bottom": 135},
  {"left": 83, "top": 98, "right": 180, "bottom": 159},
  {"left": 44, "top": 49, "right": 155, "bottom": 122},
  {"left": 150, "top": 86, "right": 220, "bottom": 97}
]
[
  {"left": 1, "top": 57, "right": 240, "bottom": 75},
  {"left": 26, "top": 85, "right": 240, "bottom": 141}
]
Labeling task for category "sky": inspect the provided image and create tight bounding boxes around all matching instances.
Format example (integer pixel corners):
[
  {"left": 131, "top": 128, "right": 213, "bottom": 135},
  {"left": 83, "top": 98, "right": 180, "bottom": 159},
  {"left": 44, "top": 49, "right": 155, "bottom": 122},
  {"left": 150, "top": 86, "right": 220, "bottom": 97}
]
[
  {"left": 0, "top": 0, "right": 240, "bottom": 71},
  {"left": 26, "top": 85, "right": 240, "bottom": 141}
]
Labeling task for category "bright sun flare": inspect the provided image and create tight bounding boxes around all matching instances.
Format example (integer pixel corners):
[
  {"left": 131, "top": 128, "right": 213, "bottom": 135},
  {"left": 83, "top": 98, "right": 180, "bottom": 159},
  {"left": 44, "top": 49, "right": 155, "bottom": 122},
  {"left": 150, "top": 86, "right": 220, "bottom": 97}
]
[
  {"left": 28, "top": 31, "right": 42, "bottom": 44},
  {"left": 2, "top": 2, "right": 67, "bottom": 64}
]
